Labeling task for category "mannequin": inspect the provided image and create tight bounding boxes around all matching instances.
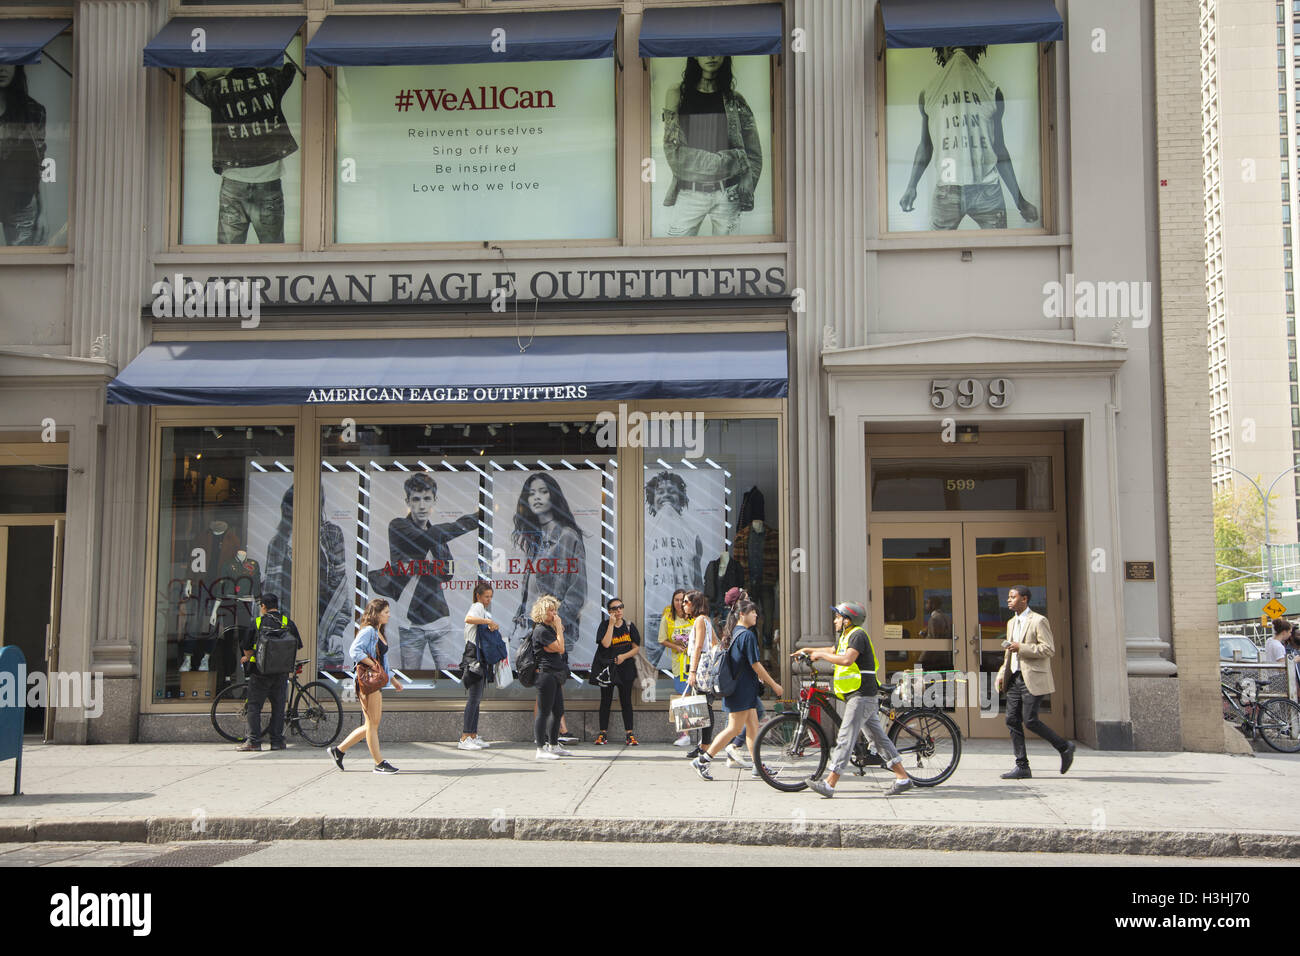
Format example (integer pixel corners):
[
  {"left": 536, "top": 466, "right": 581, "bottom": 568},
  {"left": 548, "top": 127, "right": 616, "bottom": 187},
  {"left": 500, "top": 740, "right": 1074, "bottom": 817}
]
[
  {"left": 180, "top": 520, "right": 241, "bottom": 674},
  {"left": 704, "top": 549, "right": 743, "bottom": 625},
  {"left": 732, "top": 487, "right": 779, "bottom": 646}
]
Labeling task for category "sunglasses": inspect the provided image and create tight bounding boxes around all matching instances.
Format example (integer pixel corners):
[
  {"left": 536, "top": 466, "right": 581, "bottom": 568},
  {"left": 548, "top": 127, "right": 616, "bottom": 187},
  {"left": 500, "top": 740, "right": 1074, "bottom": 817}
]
[{"left": 609, "top": 605, "right": 624, "bottom": 611}]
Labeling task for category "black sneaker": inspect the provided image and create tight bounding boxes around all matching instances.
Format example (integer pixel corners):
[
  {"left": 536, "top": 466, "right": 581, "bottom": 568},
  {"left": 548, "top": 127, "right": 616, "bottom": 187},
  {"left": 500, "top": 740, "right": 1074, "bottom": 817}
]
[
  {"left": 558, "top": 732, "right": 579, "bottom": 744},
  {"left": 373, "top": 760, "right": 399, "bottom": 774},
  {"left": 329, "top": 746, "right": 345, "bottom": 770},
  {"left": 685, "top": 746, "right": 703, "bottom": 759},
  {"left": 269, "top": 743, "right": 287, "bottom": 751},
  {"left": 691, "top": 755, "right": 714, "bottom": 781}
]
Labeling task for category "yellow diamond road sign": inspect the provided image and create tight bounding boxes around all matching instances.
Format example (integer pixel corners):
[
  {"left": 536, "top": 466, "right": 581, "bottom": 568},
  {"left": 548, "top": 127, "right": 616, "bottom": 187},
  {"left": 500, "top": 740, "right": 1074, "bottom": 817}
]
[{"left": 1264, "top": 599, "right": 1287, "bottom": 620}]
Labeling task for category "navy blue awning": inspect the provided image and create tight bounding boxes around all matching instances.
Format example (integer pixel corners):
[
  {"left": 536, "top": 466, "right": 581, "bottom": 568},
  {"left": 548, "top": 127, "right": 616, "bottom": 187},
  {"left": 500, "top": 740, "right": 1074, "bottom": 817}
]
[
  {"left": 107, "top": 333, "right": 788, "bottom": 406},
  {"left": 638, "top": 4, "right": 782, "bottom": 58},
  {"left": 879, "top": 0, "right": 1063, "bottom": 49},
  {"left": 305, "top": 9, "right": 620, "bottom": 68},
  {"left": 0, "top": 18, "right": 71, "bottom": 65},
  {"left": 143, "top": 16, "right": 305, "bottom": 69}
]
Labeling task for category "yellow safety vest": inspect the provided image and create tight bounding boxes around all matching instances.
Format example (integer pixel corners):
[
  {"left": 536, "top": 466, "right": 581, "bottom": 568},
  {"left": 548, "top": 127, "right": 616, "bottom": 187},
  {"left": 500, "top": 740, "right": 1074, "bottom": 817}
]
[{"left": 833, "top": 625, "right": 880, "bottom": 700}]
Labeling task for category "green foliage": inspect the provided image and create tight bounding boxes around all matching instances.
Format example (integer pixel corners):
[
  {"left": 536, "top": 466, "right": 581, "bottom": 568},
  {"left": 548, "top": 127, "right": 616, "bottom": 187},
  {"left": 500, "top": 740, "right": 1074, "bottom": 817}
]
[{"left": 1214, "top": 485, "right": 1273, "bottom": 605}]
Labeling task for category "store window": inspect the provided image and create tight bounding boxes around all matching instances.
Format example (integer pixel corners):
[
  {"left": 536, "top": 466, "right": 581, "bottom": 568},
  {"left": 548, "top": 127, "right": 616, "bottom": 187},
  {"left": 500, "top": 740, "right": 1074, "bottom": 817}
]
[
  {"left": 0, "top": 465, "right": 67, "bottom": 513},
  {"left": 151, "top": 425, "right": 296, "bottom": 703},
  {"left": 319, "top": 422, "right": 616, "bottom": 700},
  {"left": 179, "top": 36, "right": 304, "bottom": 244},
  {"left": 1, "top": 31, "right": 72, "bottom": 248},
  {"left": 333, "top": 57, "right": 616, "bottom": 243},
  {"left": 641, "top": 417, "right": 781, "bottom": 695},
  {"left": 646, "top": 55, "right": 775, "bottom": 238},
  {"left": 883, "top": 43, "right": 1045, "bottom": 233}
]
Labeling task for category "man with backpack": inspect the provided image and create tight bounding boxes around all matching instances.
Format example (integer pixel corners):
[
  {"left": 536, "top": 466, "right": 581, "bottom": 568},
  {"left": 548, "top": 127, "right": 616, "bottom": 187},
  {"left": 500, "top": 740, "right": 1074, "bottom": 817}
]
[
  {"left": 799, "top": 601, "right": 912, "bottom": 797},
  {"left": 236, "top": 593, "right": 302, "bottom": 752}
]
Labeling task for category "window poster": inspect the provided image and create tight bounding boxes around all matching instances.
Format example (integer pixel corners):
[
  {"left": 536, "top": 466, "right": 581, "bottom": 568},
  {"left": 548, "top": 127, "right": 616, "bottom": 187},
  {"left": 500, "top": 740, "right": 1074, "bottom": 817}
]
[
  {"left": 334, "top": 58, "right": 616, "bottom": 243},
  {"left": 642, "top": 465, "right": 727, "bottom": 669},
  {"left": 491, "top": 467, "right": 605, "bottom": 670},
  {"left": 180, "top": 37, "right": 304, "bottom": 245},
  {"left": 648, "top": 54, "right": 774, "bottom": 238},
  {"left": 1, "top": 33, "right": 72, "bottom": 247},
  {"left": 365, "top": 469, "right": 482, "bottom": 673},
  {"left": 884, "top": 43, "right": 1042, "bottom": 233}
]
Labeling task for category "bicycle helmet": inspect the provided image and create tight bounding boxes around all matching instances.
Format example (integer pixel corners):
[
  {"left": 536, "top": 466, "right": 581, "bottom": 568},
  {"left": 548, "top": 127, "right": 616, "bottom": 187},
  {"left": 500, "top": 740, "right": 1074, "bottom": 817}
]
[{"left": 830, "top": 601, "right": 866, "bottom": 626}]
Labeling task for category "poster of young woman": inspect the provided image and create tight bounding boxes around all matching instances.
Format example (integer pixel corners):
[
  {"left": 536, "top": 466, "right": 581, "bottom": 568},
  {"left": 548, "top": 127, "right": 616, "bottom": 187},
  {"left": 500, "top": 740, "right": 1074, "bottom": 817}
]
[
  {"left": 180, "top": 37, "right": 304, "bottom": 245},
  {"left": 647, "top": 54, "right": 774, "bottom": 238},
  {"left": 1, "top": 33, "right": 72, "bottom": 247},
  {"left": 884, "top": 43, "right": 1042, "bottom": 233},
  {"left": 365, "top": 469, "right": 481, "bottom": 673},
  {"left": 642, "top": 465, "right": 727, "bottom": 668},
  {"left": 491, "top": 467, "right": 603, "bottom": 670}
]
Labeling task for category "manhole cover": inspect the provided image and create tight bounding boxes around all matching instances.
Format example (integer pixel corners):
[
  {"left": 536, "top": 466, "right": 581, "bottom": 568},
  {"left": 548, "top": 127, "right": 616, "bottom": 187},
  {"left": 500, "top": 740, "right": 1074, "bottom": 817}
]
[{"left": 128, "top": 843, "right": 265, "bottom": 867}]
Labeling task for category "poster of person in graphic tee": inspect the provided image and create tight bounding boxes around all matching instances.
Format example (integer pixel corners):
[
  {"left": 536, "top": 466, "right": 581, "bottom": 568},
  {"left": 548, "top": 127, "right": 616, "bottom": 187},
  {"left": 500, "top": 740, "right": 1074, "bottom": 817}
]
[
  {"left": 181, "top": 44, "right": 302, "bottom": 245},
  {"left": 886, "top": 44, "right": 1042, "bottom": 233}
]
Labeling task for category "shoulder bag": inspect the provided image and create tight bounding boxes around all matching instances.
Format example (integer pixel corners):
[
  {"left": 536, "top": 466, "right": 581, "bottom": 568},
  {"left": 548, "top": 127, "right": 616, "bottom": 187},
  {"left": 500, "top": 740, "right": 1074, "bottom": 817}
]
[{"left": 355, "top": 658, "right": 388, "bottom": 694}]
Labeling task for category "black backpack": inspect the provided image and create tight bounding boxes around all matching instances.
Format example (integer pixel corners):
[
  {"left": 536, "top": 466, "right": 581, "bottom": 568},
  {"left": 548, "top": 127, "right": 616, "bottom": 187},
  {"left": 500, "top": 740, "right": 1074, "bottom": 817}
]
[
  {"left": 515, "top": 632, "right": 539, "bottom": 688},
  {"left": 254, "top": 615, "right": 297, "bottom": 676}
]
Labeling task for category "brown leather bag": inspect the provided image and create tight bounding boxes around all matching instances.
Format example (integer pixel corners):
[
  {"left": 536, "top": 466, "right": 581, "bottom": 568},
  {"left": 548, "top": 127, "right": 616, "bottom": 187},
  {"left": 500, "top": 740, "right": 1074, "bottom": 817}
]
[{"left": 355, "top": 659, "right": 388, "bottom": 695}]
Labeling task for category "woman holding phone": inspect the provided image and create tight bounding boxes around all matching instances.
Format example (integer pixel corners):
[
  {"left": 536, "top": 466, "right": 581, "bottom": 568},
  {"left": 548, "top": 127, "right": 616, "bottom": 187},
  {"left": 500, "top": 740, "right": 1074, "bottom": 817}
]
[
  {"left": 531, "top": 595, "right": 571, "bottom": 760},
  {"left": 330, "top": 598, "right": 403, "bottom": 774}
]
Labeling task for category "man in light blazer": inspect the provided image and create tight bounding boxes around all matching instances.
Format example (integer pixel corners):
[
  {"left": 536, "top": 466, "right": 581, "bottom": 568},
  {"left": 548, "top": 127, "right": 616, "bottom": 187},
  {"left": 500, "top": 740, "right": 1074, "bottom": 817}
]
[{"left": 995, "top": 584, "right": 1075, "bottom": 779}]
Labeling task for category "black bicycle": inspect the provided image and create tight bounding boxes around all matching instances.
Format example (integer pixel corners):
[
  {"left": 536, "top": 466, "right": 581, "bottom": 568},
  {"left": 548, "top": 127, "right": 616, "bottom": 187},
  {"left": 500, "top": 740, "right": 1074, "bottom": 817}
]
[
  {"left": 753, "top": 659, "right": 962, "bottom": 791},
  {"left": 1221, "top": 671, "right": 1300, "bottom": 753},
  {"left": 211, "top": 661, "right": 343, "bottom": 747}
]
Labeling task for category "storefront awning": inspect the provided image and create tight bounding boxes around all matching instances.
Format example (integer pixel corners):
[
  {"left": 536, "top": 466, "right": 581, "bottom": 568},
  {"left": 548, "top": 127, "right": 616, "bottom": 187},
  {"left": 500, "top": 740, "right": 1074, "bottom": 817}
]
[
  {"left": 878, "top": 0, "right": 1063, "bottom": 49},
  {"left": 304, "top": 9, "right": 621, "bottom": 68},
  {"left": 637, "top": 4, "right": 782, "bottom": 58},
  {"left": 143, "top": 16, "right": 306, "bottom": 69},
  {"left": 106, "top": 334, "right": 788, "bottom": 406},
  {"left": 0, "top": 18, "right": 71, "bottom": 65}
]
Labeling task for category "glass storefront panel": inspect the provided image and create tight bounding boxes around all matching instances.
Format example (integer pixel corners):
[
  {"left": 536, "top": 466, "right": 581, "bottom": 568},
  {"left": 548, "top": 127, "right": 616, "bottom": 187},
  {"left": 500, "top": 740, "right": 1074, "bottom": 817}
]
[
  {"left": 1, "top": 32, "right": 73, "bottom": 248},
  {"left": 871, "top": 457, "right": 1052, "bottom": 511},
  {"left": 641, "top": 417, "right": 780, "bottom": 698},
  {"left": 319, "top": 421, "right": 616, "bottom": 700},
  {"left": 974, "top": 535, "right": 1049, "bottom": 713},
  {"left": 0, "top": 464, "right": 67, "bottom": 513},
  {"left": 152, "top": 425, "right": 296, "bottom": 703}
]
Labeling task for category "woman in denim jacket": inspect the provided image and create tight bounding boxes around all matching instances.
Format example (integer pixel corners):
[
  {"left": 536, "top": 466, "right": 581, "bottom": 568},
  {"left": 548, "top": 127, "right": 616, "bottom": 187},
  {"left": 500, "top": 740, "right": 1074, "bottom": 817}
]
[
  {"left": 662, "top": 55, "right": 763, "bottom": 236},
  {"left": 330, "top": 598, "right": 403, "bottom": 774}
]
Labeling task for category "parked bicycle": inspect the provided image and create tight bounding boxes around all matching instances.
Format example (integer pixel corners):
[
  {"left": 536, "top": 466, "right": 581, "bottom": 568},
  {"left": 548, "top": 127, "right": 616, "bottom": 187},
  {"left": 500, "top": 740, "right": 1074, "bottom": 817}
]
[
  {"left": 211, "top": 660, "right": 343, "bottom": 747},
  {"left": 1221, "top": 671, "right": 1300, "bottom": 753},
  {"left": 753, "top": 659, "right": 962, "bottom": 791}
]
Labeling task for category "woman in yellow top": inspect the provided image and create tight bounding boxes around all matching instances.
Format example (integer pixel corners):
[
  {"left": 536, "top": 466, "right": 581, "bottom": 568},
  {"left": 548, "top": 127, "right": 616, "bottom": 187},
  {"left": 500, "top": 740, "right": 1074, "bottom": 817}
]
[{"left": 659, "top": 589, "right": 695, "bottom": 745}]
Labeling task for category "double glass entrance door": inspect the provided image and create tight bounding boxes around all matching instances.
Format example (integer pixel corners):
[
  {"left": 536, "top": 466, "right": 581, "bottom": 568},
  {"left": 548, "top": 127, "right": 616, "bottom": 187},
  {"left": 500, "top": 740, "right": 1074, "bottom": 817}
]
[{"left": 869, "top": 521, "right": 1070, "bottom": 740}]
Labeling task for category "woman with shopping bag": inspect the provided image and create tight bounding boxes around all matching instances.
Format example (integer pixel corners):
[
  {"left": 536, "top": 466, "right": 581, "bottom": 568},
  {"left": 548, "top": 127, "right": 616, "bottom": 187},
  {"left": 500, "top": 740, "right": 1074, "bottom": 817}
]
[{"left": 459, "top": 582, "right": 504, "bottom": 751}]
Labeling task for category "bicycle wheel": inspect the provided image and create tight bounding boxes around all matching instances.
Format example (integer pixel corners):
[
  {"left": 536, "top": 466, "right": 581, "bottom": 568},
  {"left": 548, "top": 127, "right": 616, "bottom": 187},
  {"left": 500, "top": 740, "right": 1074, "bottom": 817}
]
[
  {"left": 291, "top": 681, "right": 343, "bottom": 747},
  {"left": 211, "top": 684, "right": 260, "bottom": 743},
  {"left": 888, "top": 708, "right": 961, "bottom": 786},
  {"left": 1259, "top": 698, "right": 1300, "bottom": 753},
  {"left": 753, "top": 713, "right": 831, "bottom": 792}
]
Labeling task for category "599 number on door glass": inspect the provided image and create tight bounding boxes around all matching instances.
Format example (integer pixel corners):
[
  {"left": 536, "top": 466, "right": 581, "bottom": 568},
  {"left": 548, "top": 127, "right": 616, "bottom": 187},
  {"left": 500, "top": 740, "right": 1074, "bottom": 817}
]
[{"left": 929, "top": 378, "right": 1015, "bottom": 410}]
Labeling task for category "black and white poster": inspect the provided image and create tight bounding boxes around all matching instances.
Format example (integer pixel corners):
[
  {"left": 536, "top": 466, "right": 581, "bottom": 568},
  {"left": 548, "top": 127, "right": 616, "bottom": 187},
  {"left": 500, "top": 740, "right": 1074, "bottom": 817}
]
[
  {"left": 642, "top": 465, "right": 727, "bottom": 668},
  {"left": 492, "top": 467, "right": 603, "bottom": 670},
  {"left": 885, "top": 43, "right": 1041, "bottom": 233},
  {"left": 648, "top": 55, "right": 773, "bottom": 238},
  {"left": 0, "top": 34, "right": 72, "bottom": 247},
  {"left": 365, "top": 469, "right": 481, "bottom": 672},
  {"left": 181, "top": 37, "right": 303, "bottom": 245}
]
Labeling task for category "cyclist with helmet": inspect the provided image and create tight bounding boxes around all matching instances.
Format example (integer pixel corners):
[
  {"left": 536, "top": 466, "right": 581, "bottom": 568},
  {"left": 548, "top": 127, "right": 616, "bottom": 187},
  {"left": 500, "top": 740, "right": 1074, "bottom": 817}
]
[{"left": 796, "top": 601, "right": 913, "bottom": 797}]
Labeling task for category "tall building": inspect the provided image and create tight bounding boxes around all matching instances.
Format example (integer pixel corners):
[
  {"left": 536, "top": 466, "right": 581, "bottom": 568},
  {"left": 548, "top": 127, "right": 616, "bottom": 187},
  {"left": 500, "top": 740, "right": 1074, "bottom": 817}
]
[{"left": 1201, "top": 0, "right": 1299, "bottom": 545}]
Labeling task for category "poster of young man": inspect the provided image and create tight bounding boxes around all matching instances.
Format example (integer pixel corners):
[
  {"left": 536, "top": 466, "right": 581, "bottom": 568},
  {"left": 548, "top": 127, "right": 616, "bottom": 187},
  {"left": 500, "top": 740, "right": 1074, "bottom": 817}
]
[
  {"left": 642, "top": 466, "right": 727, "bottom": 668},
  {"left": 492, "top": 468, "right": 601, "bottom": 670},
  {"left": 885, "top": 44, "right": 1042, "bottom": 233},
  {"left": 180, "top": 38, "right": 303, "bottom": 245},
  {"left": 648, "top": 54, "right": 773, "bottom": 238},
  {"left": 366, "top": 470, "right": 481, "bottom": 673},
  {"left": 334, "top": 58, "right": 615, "bottom": 243},
  {"left": 0, "top": 33, "right": 72, "bottom": 247}
]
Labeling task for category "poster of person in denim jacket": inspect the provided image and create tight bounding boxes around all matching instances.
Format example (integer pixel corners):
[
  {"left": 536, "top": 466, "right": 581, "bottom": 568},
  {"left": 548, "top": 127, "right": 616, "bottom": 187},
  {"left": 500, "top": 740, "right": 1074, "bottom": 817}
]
[{"left": 650, "top": 55, "right": 773, "bottom": 237}]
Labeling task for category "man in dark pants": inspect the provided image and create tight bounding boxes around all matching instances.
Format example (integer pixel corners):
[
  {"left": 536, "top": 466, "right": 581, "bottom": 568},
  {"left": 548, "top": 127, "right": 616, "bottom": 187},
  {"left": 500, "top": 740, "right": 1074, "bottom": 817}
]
[
  {"left": 995, "top": 585, "right": 1075, "bottom": 778},
  {"left": 236, "top": 593, "right": 302, "bottom": 752}
]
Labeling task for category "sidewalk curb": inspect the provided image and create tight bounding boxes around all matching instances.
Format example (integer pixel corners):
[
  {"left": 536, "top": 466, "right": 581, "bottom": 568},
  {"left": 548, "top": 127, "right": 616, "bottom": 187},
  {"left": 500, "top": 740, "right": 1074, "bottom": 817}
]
[{"left": 0, "top": 816, "right": 1297, "bottom": 858}]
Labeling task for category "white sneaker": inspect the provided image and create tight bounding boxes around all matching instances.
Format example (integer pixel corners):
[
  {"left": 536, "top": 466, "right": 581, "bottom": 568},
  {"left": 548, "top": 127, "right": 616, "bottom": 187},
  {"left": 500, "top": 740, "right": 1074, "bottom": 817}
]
[
  {"left": 535, "top": 747, "right": 560, "bottom": 760},
  {"left": 725, "top": 744, "right": 753, "bottom": 768},
  {"left": 471, "top": 737, "right": 490, "bottom": 749},
  {"left": 198, "top": 654, "right": 210, "bottom": 672},
  {"left": 179, "top": 655, "right": 192, "bottom": 673},
  {"left": 673, "top": 733, "right": 692, "bottom": 748},
  {"left": 549, "top": 743, "right": 574, "bottom": 757},
  {"left": 457, "top": 738, "right": 479, "bottom": 751}
]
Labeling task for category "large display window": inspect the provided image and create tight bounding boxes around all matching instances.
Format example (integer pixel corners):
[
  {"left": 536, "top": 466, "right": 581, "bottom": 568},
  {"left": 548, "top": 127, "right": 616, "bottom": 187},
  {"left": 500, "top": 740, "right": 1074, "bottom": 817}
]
[
  {"left": 882, "top": 43, "right": 1045, "bottom": 234},
  {"left": 151, "top": 425, "right": 297, "bottom": 703},
  {"left": 333, "top": 57, "right": 617, "bottom": 243},
  {"left": 1, "top": 31, "right": 72, "bottom": 248},
  {"left": 179, "top": 36, "right": 304, "bottom": 245},
  {"left": 647, "top": 54, "right": 774, "bottom": 238}
]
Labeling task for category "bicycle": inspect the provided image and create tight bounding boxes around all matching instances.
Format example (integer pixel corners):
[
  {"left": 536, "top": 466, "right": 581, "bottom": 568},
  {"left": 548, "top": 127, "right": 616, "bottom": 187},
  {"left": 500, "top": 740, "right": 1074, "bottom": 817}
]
[
  {"left": 753, "top": 658, "right": 962, "bottom": 791},
  {"left": 211, "top": 660, "right": 343, "bottom": 747},
  {"left": 1221, "top": 672, "right": 1300, "bottom": 754}
]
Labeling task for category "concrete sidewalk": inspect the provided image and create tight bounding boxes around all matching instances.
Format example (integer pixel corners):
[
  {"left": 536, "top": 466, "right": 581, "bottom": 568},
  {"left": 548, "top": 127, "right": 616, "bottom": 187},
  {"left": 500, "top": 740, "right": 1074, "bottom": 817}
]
[{"left": 0, "top": 739, "right": 1296, "bottom": 857}]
